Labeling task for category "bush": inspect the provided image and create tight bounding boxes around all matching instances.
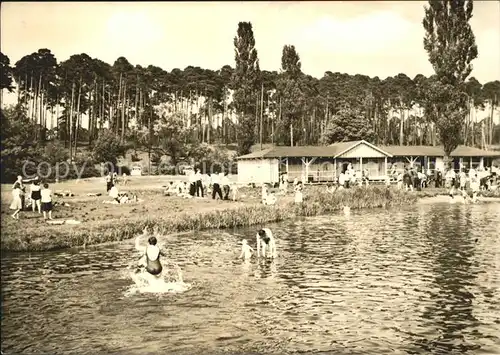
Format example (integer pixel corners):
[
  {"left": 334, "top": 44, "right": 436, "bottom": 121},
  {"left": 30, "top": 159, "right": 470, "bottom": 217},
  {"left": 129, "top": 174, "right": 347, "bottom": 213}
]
[
  {"left": 92, "top": 129, "right": 127, "bottom": 166},
  {"left": 131, "top": 154, "right": 141, "bottom": 162}
]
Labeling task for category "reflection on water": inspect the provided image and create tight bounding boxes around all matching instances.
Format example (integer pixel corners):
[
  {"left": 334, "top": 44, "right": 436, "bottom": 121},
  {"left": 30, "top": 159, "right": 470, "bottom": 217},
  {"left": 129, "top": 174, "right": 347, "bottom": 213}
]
[{"left": 1, "top": 203, "right": 500, "bottom": 355}]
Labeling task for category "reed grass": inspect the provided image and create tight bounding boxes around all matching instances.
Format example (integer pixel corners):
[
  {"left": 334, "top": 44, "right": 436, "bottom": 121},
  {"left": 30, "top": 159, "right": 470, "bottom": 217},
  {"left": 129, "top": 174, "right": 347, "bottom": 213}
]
[{"left": 1, "top": 186, "right": 417, "bottom": 252}]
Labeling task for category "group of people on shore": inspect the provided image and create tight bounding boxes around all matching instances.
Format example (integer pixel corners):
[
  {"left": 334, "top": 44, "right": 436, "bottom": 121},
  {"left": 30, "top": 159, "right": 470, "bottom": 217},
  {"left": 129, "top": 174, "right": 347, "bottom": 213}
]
[
  {"left": 9, "top": 176, "right": 54, "bottom": 220},
  {"left": 163, "top": 168, "right": 238, "bottom": 201},
  {"left": 261, "top": 174, "right": 304, "bottom": 206},
  {"left": 104, "top": 172, "right": 138, "bottom": 204}
]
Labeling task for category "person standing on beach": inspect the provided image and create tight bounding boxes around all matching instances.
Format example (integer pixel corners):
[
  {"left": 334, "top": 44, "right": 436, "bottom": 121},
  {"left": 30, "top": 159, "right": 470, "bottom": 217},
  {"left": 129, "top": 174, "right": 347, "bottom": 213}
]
[
  {"left": 221, "top": 172, "right": 231, "bottom": 200},
  {"left": 12, "top": 175, "right": 25, "bottom": 210},
  {"left": 41, "top": 183, "right": 54, "bottom": 220},
  {"left": 195, "top": 168, "right": 204, "bottom": 197},
  {"left": 10, "top": 183, "right": 23, "bottom": 220},
  {"left": 188, "top": 169, "right": 197, "bottom": 197},
  {"left": 30, "top": 178, "right": 42, "bottom": 213},
  {"left": 211, "top": 172, "right": 223, "bottom": 200}
]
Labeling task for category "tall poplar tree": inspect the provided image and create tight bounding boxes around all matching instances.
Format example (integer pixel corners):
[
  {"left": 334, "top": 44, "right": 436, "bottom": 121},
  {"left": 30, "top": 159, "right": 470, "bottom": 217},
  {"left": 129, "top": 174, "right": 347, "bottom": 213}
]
[
  {"left": 422, "top": 0, "right": 478, "bottom": 157},
  {"left": 277, "top": 45, "right": 304, "bottom": 146},
  {"left": 232, "top": 21, "right": 260, "bottom": 155}
]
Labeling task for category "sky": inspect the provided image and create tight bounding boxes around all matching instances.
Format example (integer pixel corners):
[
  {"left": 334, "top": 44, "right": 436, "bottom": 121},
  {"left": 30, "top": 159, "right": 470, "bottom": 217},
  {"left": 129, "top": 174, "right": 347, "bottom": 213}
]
[{"left": 2, "top": 1, "right": 499, "bottom": 85}]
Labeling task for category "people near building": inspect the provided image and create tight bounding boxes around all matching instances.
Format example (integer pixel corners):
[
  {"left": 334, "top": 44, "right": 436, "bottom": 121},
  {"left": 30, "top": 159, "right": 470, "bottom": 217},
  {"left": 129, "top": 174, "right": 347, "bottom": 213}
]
[
  {"left": 459, "top": 169, "right": 468, "bottom": 191},
  {"left": 231, "top": 181, "right": 239, "bottom": 201},
  {"left": 417, "top": 170, "right": 427, "bottom": 189},
  {"left": 390, "top": 164, "right": 398, "bottom": 178},
  {"left": 211, "top": 172, "right": 223, "bottom": 200},
  {"left": 470, "top": 172, "right": 480, "bottom": 202},
  {"left": 279, "top": 172, "right": 288, "bottom": 194},
  {"left": 435, "top": 168, "right": 443, "bottom": 188},
  {"left": 221, "top": 172, "right": 231, "bottom": 200},
  {"left": 338, "top": 171, "right": 346, "bottom": 189},
  {"left": 396, "top": 172, "right": 404, "bottom": 190},
  {"left": 188, "top": 169, "right": 197, "bottom": 197},
  {"left": 403, "top": 168, "right": 414, "bottom": 192},
  {"left": 356, "top": 169, "right": 363, "bottom": 187},
  {"left": 195, "top": 168, "right": 204, "bottom": 197},
  {"left": 261, "top": 183, "right": 268, "bottom": 203},
  {"left": 445, "top": 168, "right": 456, "bottom": 189},
  {"left": 294, "top": 181, "right": 303, "bottom": 204}
]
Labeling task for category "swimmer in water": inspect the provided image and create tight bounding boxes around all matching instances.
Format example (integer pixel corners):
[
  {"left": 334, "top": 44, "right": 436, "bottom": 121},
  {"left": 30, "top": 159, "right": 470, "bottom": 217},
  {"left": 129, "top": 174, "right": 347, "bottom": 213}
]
[
  {"left": 137, "top": 236, "right": 166, "bottom": 277},
  {"left": 256, "top": 228, "right": 276, "bottom": 259},
  {"left": 239, "top": 239, "right": 254, "bottom": 260}
]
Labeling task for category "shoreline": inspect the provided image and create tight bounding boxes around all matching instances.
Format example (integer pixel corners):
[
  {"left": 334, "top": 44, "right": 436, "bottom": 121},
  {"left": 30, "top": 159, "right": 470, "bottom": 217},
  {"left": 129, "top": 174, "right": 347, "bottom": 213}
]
[
  {"left": 1, "top": 185, "right": 417, "bottom": 253},
  {"left": 2, "top": 178, "right": 498, "bottom": 254}
]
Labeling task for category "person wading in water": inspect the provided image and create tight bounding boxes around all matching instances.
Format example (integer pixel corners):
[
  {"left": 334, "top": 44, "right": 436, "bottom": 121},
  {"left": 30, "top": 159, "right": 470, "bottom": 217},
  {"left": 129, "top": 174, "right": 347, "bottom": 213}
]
[{"left": 136, "top": 236, "right": 166, "bottom": 277}]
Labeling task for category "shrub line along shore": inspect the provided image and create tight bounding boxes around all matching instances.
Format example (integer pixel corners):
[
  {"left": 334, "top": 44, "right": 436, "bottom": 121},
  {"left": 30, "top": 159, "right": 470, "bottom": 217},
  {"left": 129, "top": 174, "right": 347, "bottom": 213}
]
[{"left": 0, "top": 186, "right": 418, "bottom": 253}]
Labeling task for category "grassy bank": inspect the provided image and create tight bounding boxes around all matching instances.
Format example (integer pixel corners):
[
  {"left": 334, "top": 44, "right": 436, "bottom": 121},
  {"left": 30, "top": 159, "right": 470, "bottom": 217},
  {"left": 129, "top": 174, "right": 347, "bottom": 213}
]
[{"left": 1, "top": 180, "right": 417, "bottom": 252}]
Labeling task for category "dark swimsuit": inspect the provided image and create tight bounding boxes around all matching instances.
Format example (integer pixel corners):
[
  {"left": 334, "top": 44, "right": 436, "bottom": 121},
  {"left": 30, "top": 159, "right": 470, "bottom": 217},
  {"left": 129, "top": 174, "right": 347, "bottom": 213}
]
[
  {"left": 32, "top": 189, "right": 41, "bottom": 200},
  {"left": 146, "top": 252, "right": 163, "bottom": 276}
]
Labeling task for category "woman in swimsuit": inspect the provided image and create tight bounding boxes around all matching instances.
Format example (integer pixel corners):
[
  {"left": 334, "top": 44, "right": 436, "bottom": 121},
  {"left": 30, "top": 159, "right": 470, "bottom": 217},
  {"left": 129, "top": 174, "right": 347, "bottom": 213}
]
[
  {"left": 137, "top": 236, "right": 166, "bottom": 276},
  {"left": 256, "top": 228, "right": 276, "bottom": 259},
  {"left": 30, "top": 179, "right": 42, "bottom": 213}
]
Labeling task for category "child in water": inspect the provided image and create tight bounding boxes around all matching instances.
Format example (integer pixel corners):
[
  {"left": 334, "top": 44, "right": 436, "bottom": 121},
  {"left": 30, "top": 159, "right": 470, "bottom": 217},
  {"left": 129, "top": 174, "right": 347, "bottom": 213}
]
[{"left": 239, "top": 239, "right": 254, "bottom": 260}]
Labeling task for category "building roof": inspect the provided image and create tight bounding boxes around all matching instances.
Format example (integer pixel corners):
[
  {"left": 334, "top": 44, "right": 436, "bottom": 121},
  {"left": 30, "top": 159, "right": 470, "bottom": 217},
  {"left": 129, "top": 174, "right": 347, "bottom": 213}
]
[
  {"left": 381, "top": 145, "right": 500, "bottom": 157},
  {"left": 451, "top": 145, "right": 500, "bottom": 157},
  {"left": 380, "top": 145, "right": 444, "bottom": 157},
  {"left": 237, "top": 142, "right": 500, "bottom": 160},
  {"left": 331, "top": 140, "right": 393, "bottom": 158},
  {"left": 237, "top": 140, "right": 392, "bottom": 160}
]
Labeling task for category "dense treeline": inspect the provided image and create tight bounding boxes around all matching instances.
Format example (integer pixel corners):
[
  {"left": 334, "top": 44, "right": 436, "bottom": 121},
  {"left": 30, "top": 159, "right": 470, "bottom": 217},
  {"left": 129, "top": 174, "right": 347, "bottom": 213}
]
[{"left": 0, "top": 0, "right": 499, "bottom": 172}]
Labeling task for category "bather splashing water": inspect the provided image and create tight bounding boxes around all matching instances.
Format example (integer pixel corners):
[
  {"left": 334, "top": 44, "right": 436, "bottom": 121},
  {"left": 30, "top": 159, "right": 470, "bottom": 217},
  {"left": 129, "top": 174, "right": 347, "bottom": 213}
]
[{"left": 124, "top": 228, "right": 191, "bottom": 296}]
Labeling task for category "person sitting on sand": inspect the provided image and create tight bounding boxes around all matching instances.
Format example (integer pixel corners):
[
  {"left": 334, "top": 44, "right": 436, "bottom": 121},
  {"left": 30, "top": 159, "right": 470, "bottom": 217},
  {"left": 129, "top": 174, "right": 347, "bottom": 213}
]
[
  {"left": 137, "top": 236, "right": 166, "bottom": 277},
  {"left": 164, "top": 181, "right": 175, "bottom": 196},
  {"left": 109, "top": 184, "right": 120, "bottom": 203},
  {"left": 256, "top": 228, "right": 276, "bottom": 259},
  {"left": 239, "top": 239, "right": 254, "bottom": 260}
]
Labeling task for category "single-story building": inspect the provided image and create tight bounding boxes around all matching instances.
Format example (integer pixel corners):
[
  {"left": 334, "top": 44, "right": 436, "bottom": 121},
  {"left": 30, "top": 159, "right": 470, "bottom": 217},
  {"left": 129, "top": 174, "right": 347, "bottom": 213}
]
[
  {"left": 236, "top": 141, "right": 500, "bottom": 184},
  {"left": 236, "top": 140, "right": 393, "bottom": 184},
  {"left": 381, "top": 145, "right": 500, "bottom": 172}
]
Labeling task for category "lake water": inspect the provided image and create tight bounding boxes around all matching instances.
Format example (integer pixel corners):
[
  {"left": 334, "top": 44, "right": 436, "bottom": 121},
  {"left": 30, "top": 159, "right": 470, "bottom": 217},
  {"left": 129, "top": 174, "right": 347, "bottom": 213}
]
[{"left": 1, "top": 202, "right": 500, "bottom": 355}]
